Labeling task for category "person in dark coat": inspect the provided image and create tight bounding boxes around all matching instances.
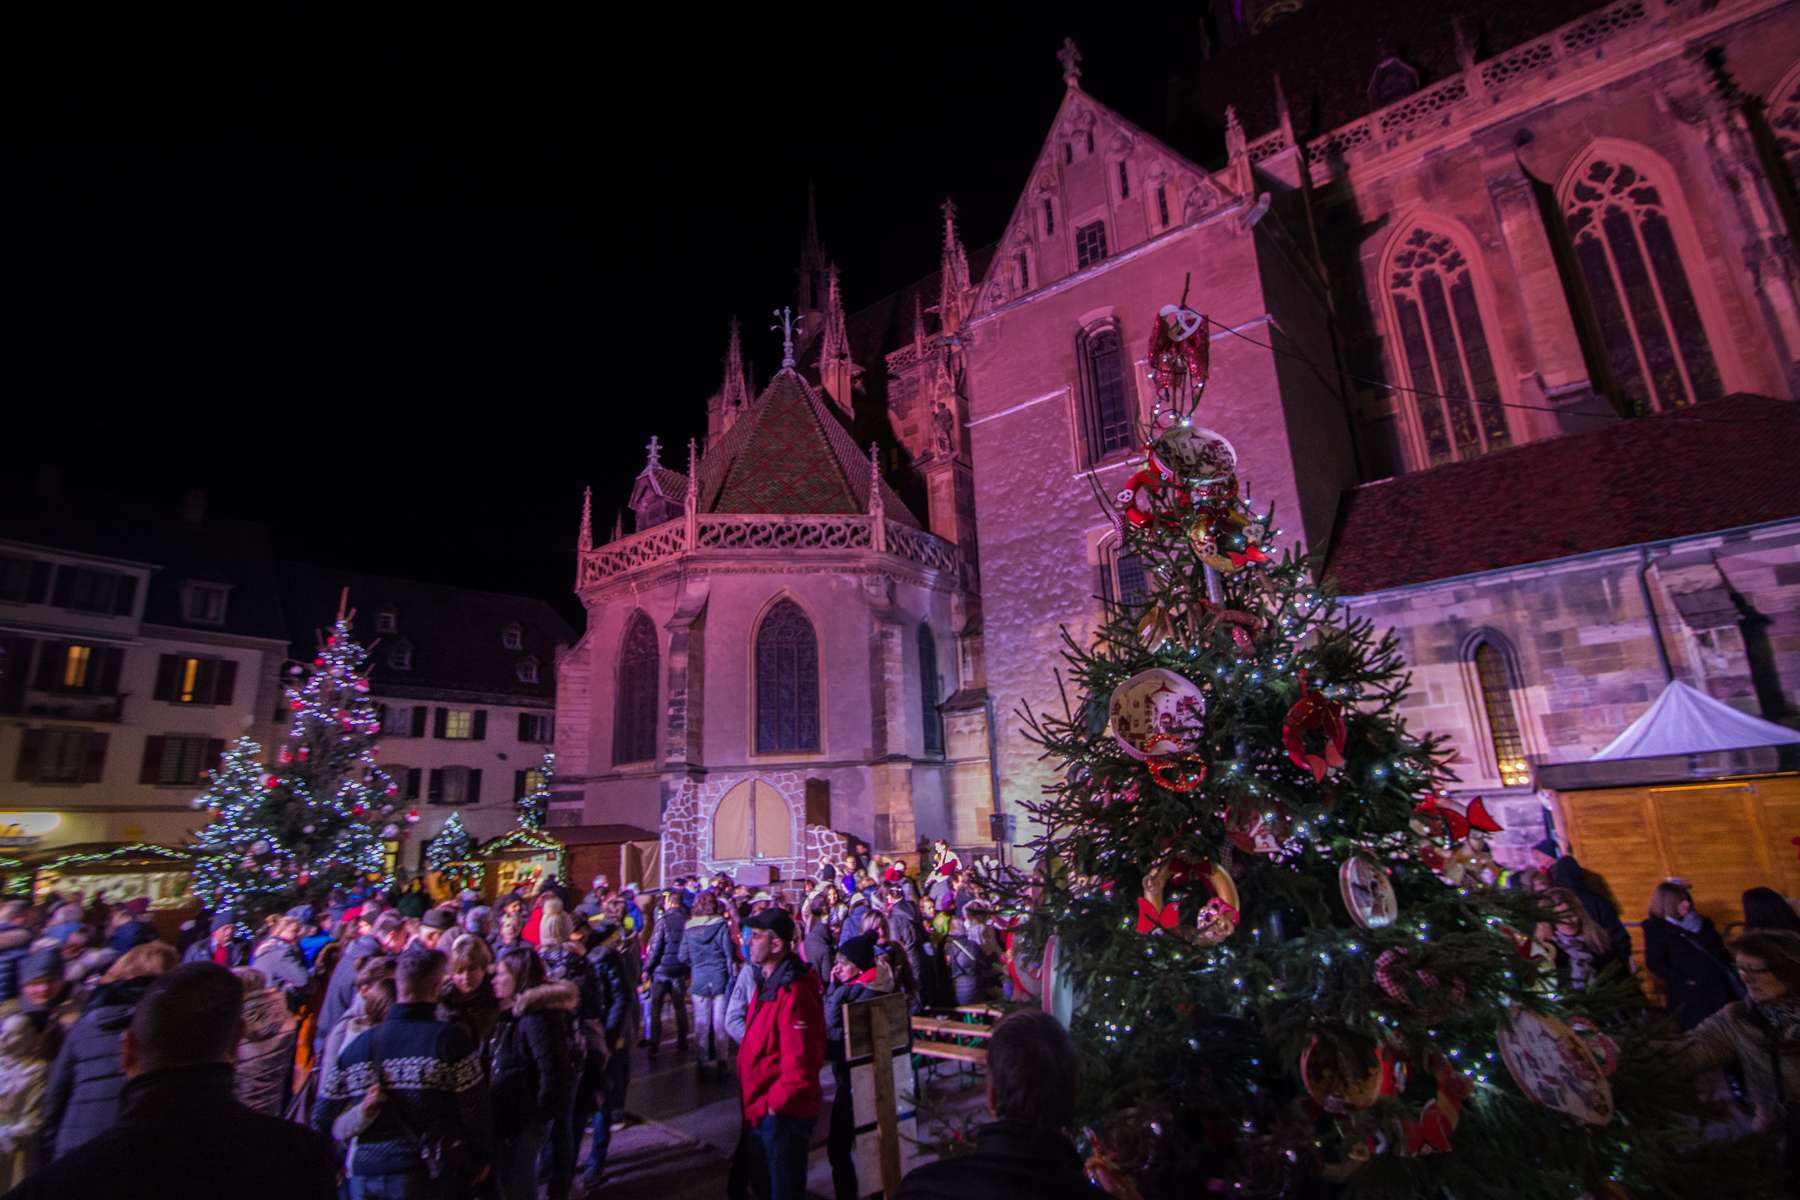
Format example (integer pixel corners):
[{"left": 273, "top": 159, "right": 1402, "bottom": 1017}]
[
  {"left": 536, "top": 913, "right": 597, "bottom": 1200},
  {"left": 895, "top": 1009, "right": 1103, "bottom": 1200},
  {"left": 824, "top": 934, "right": 895, "bottom": 1200},
  {"left": 314, "top": 911, "right": 406, "bottom": 1056},
  {"left": 0, "top": 906, "right": 33, "bottom": 1007},
  {"left": 643, "top": 891, "right": 689, "bottom": 1057},
  {"left": 106, "top": 900, "right": 157, "bottom": 955},
  {"left": 579, "top": 921, "right": 634, "bottom": 1190},
  {"left": 678, "top": 892, "right": 735, "bottom": 1078},
  {"left": 250, "top": 915, "right": 310, "bottom": 1000},
  {"left": 3, "top": 962, "right": 339, "bottom": 1200},
  {"left": 1743, "top": 886, "right": 1800, "bottom": 935},
  {"left": 40, "top": 942, "right": 179, "bottom": 1162},
  {"left": 488, "top": 948, "right": 578, "bottom": 1200},
  {"left": 1643, "top": 881, "right": 1739, "bottom": 1031},
  {"left": 803, "top": 891, "right": 838, "bottom": 986},
  {"left": 946, "top": 915, "right": 999, "bottom": 1007},
  {"left": 884, "top": 886, "right": 925, "bottom": 1013},
  {"left": 1533, "top": 840, "right": 1633, "bottom": 969},
  {"left": 181, "top": 912, "right": 249, "bottom": 969}
]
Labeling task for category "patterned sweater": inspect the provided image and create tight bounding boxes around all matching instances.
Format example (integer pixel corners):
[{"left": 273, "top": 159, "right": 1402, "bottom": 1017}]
[{"left": 312, "top": 1001, "right": 491, "bottom": 1175}]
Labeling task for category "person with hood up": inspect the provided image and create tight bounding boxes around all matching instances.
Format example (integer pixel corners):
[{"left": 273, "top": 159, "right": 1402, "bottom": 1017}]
[
  {"left": 644, "top": 890, "right": 690, "bottom": 1058},
  {"left": 230, "top": 967, "right": 296, "bottom": 1117},
  {"left": 1531, "top": 839, "right": 1632, "bottom": 969},
  {"left": 678, "top": 890, "right": 736, "bottom": 1080},
  {"left": 1744, "top": 886, "right": 1800, "bottom": 935},
  {"left": 488, "top": 947, "right": 578, "bottom": 1200},
  {"left": 41, "top": 943, "right": 177, "bottom": 1161},
  {"left": 824, "top": 932, "right": 895, "bottom": 1200},
  {"left": 737, "top": 907, "right": 825, "bottom": 1200},
  {"left": 7, "top": 951, "right": 68, "bottom": 1058},
  {"left": 0, "top": 1011, "right": 51, "bottom": 1191}
]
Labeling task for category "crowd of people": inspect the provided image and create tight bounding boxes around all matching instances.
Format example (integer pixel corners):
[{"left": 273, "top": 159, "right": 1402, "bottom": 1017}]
[{"left": 0, "top": 834, "right": 1796, "bottom": 1197}]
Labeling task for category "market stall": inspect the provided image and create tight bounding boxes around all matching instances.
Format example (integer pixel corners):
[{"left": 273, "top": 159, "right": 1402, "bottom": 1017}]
[
  {"left": 29, "top": 842, "right": 199, "bottom": 941},
  {"left": 476, "top": 827, "right": 565, "bottom": 901}
]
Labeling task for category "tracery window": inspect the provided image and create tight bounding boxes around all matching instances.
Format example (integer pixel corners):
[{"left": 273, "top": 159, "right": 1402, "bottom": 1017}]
[
  {"left": 1562, "top": 154, "right": 1723, "bottom": 413},
  {"left": 1386, "top": 225, "right": 1510, "bottom": 466},
  {"left": 612, "top": 611, "right": 659, "bottom": 765},
  {"left": 1077, "top": 322, "right": 1132, "bottom": 464},
  {"left": 918, "top": 624, "right": 944, "bottom": 758},
  {"left": 755, "top": 599, "right": 820, "bottom": 754},
  {"left": 1472, "top": 641, "right": 1531, "bottom": 787}
]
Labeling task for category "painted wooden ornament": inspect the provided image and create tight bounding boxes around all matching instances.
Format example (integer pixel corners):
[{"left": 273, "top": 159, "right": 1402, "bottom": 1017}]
[
  {"left": 1137, "top": 857, "right": 1239, "bottom": 948},
  {"left": 1149, "top": 424, "right": 1235, "bottom": 483},
  {"left": 1301, "top": 1032, "right": 1382, "bottom": 1113},
  {"left": 1497, "top": 1005, "right": 1615, "bottom": 1127},
  {"left": 1282, "top": 671, "right": 1347, "bottom": 782},
  {"left": 1338, "top": 855, "right": 1399, "bottom": 930},
  {"left": 1109, "top": 668, "right": 1206, "bottom": 762}
]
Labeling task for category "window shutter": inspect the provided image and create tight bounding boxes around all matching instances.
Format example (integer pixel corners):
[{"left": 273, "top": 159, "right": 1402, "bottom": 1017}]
[
  {"left": 517, "top": 712, "right": 530, "bottom": 742},
  {"left": 514, "top": 769, "right": 527, "bottom": 800},
  {"left": 472, "top": 710, "right": 487, "bottom": 741},
  {"left": 139, "top": 736, "right": 165, "bottom": 784},
  {"left": 428, "top": 769, "right": 444, "bottom": 803},
  {"left": 407, "top": 768, "right": 422, "bottom": 800},
  {"left": 467, "top": 769, "right": 482, "bottom": 805},
  {"left": 82, "top": 732, "right": 108, "bottom": 783},
  {"left": 26, "top": 561, "right": 50, "bottom": 604},
  {"left": 13, "top": 730, "right": 42, "bottom": 782},
  {"left": 96, "top": 647, "right": 123, "bottom": 695},
  {"left": 411, "top": 707, "right": 427, "bottom": 738},
  {"left": 203, "top": 739, "right": 225, "bottom": 781},
  {"left": 214, "top": 659, "right": 237, "bottom": 706},
  {"left": 153, "top": 655, "right": 178, "bottom": 702},
  {"left": 35, "top": 643, "right": 61, "bottom": 690},
  {"left": 113, "top": 575, "right": 137, "bottom": 616},
  {"left": 433, "top": 707, "right": 448, "bottom": 739}
]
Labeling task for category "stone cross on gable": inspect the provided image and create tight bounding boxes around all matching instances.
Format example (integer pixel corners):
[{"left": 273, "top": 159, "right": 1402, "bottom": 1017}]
[
  {"left": 772, "top": 305, "right": 802, "bottom": 370},
  {"left": 1058, "top": 37, "right": 1082, "bottom": 88},
  {"left": 646, "top": 435, "right": 661, "bottom": 469}
]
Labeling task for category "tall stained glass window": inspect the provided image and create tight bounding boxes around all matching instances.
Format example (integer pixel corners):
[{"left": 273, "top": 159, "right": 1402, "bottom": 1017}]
[
  {"left": 755, "top": 599, "right": 820, "bottom": 754},
  {"left": 612, "top": 611, "right": 659, "bottom": 764}
]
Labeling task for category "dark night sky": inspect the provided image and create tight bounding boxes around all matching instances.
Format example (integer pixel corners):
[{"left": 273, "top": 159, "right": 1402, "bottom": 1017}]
[{"left": 6, "top": 5, "right": 1205, "bottom": 621}]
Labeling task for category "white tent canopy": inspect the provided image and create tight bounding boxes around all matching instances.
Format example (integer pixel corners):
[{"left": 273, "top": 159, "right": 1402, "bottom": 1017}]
[{"left": 1589, "top": 679, "right": 1800, "bottom": 761}]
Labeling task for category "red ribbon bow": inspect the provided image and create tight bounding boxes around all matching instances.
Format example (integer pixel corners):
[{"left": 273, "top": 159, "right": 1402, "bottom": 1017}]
[
  {"left": 1227, "top": 543, "right": 1270, "bottom": 567},
  {"left": 1413, "top": 794, "right": 1503, "bottom": 842},
  {"left": 1136, "top": 897, "right": 1181, "bottom": 934}
]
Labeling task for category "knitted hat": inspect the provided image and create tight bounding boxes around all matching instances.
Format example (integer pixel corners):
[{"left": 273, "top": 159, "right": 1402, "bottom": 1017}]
[
  {"left": 838, "top": 932, "right": 878, "bottom": 973},
  {"left": 210, "top": 911, "right": 237, "bottom": 933},
  {"left": 420, "top": 908, "right": 457, "bottom": 931}
]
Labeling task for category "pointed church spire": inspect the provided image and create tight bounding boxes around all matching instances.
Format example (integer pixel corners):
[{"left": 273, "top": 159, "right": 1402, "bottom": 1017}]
[
  {"left": 686, "top": 439, "right": 700, "bottom": 516},
  {"left": 799, "top": 181, "right": 827, "bottom": 320},
  {"left": 578, "top": 485, "right": 593, "bottom": 551},
  {"left": 719, "top": 316, "right": 750, "bottom": 434},
  {"left": 912, "top": 294, "right": 927, "bottom": 359},
  {"left": 867, "top": 442, "right": 884, "bottom": 520},
  {"left": 937, "top": 197, "right": 972, "bottom": 336},
  {"left": 820, "top": 264, "right": 854, "bottom": 415},
  {"left": 772, "top": 306, "right": 801, "bottom": 371},
  {"left": 645, "top": 435, "right": 662, "bottom": 471}
]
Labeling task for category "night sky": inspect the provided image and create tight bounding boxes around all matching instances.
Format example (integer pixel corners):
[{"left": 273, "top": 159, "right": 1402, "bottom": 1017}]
[{"left": 8, "top": 5, "right": 1203, "bottom": 620}]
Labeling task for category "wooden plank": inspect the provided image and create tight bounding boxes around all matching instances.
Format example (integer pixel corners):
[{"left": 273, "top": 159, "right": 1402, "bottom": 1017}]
[
  {"left": 845, "top": 991, "right": 911, "bottom": 1059},
  {"left": 910, "top": 1016, "right": 995, "bottom": 1039},
  {"left": 954, "top": 1003, "right": 1005, "bottom": 1019},
  {"left": 853, "top": 1117, "right": 920, "bottom": 1193},
  {"left": 868, "top": 997, "right": 902, "bottom": 1197},
  {"left": 913, "top": 1041, "right": 988, "bottom": 1064}
]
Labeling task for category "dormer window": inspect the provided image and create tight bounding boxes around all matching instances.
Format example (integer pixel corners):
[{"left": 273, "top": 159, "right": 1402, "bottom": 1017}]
[
  {"left": 387, "top": 638, "right": 414, "bottom": 672},
  {"left": 502, "top": 622, "right": 523, "bottom": 651},
  {"left": 516, "top": 656, "right": 540, "bottom": 685},
  {"left": 376, "top": 610, "right": 398, "bottom": 634},
  {"left": 181, "top": 581, "right": 229, "bottom": 626}
]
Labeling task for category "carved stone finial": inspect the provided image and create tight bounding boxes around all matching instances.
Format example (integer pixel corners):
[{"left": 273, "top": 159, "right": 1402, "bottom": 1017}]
[
  {"left": 772, "top": 305, "right": 802, "bottom": 370},
  {"left": 722, "top": 316, "right": 749, "bottom": 411},
  {"left": 686, "top": 439, "right": 700, "bottom": 515},
  {"left": 867, "top": 442, "right": 884, "bottom": 517},
  {"left": 579, "top": 485, "right": 593, "bottom": 551},
  {"left": 1225, "top": 105, "right": 1247, "bottom": 162},
  {"left": 1058, "top": 37, "right": 1082, "bottom": 88},
  {"left": 645, "top": 435, "right": 661, "bottom": 470}
]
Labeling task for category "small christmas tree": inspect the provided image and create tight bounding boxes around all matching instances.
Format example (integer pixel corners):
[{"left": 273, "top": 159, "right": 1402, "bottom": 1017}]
[
  {"left": 518, "top": 749, "right": 553, "bottom": 830},
  {"left": 191, "top": 599, "right": 400, "bottom": 919},
  {"left": 427, "top": 812, "right": 475, "bottom": 870},
  {"left": 1015, "top": 300, "right": 1743, "bottom": 1198}
]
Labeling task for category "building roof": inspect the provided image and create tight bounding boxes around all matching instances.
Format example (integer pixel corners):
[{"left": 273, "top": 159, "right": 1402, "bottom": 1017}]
[
  {"left": 276, "top": 562, "right": 575, "bottom": 703},
  {"left": 1324, "top": 395, "right": 1800, "bottom": 595},
  {"left": 1591, "top": 680, "right": 1800, "bottom": 761},
  {"left": 548, "top": 823, "right": 659, "bottom": 845},
  {"left": 699, "top": 368, "right": 921, "bottom": 526},
  {"left": 638, "top": 464, "right": 691, "bottom": 503}
]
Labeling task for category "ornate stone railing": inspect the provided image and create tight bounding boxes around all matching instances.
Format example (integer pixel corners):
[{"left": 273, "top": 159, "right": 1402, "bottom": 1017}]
[
  {"left": 1242, "top": 0, "right": 1667, "bottom": 182},
  {"left": 577, "top": 512, "right": 958, "bottom": 588}
]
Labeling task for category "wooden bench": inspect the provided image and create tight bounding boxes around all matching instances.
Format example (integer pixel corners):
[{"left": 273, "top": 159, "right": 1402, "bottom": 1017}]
[
  {"left": 955, "top": 1003, "right": 1006, "bottom": 1020},
  {"left": 911, "top": 1040, "right": 988, "bottom": 1065},
  {"left": 910, "top": 1015, "right": 994, "bottom": 1040}
]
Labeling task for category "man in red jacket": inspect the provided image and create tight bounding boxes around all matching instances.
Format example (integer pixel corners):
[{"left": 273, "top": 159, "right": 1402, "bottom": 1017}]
[{"left": 738, "top": 906, "right": 825, "bottom": 1200}]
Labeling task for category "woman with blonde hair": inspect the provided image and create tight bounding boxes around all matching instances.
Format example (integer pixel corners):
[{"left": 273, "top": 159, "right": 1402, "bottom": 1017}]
[
  {"left": 438, "top": 933, "right": 500, "bottom": 1048},
  {"left": 1545, "top": 886, "right": 1625, "bottom": 990},
  {"left": 40, "top": 941, "right": 177, "bottom": 1160},
  {"left": 1644, "top": 880, "right": 1738, "bottom": 1030}
]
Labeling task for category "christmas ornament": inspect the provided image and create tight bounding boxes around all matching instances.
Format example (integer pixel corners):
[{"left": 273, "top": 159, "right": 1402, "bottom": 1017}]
[
  {"left": 1224, "top": 804, "right": 1287, "bottom": 855},
  {"left": 1146, "top": 304, "right": 1209, "bottom": 400},
  {"left": 1109, "top": 668, "right": 1205, "bottom": 762},
  {"left": 1301, "top": 1032, "right": 1382, "bottom": 1113},
  {"left": 250, "top": 839, "right": 269, "bottom": 855},
  {"left": 1338, "top": 855, "right": 1398, "bottom": 930},
  {"left": 1497, "top": 1005, "right": 1615, "bottom": 1126},
  {"left": 1373, "top": 949, "right": 1465, "bottom": 1018},
  {"left": 1281, "top": 672, "right": 1347, "bottom": 783},
  {"left": 1565, "top": 1016, "right": 1620, "bottom": 1077},
  {"left": 1411, "top": 793, "right": 1502, "bottom": 843},
  {"left": 1148, "top": 423, "right": 1234, "bottom": 483},
  {"left": 1117, "top": 467, "right": 1189, "bottom": 531},
  {"left": 1137, "top": 857, "right": 1239, "bottom": 948},
  {"left": 1145, "top": 748, "right": 1207, "bottom": 793},
  {"left": 1396, "top": 1055, "right": 1474, "bottom": 1157}
]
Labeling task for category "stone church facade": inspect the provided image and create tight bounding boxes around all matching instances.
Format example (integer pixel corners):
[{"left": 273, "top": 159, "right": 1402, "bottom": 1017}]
[{"left": 559, "top": 0, "right": 1800, "bottom": 877}]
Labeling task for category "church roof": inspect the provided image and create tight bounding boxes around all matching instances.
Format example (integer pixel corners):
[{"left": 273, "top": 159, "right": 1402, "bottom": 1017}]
[
  {"left": 1324, "top": 394, "right": 1800, "bottom": 595},
  {"left": 637, "top": 464, "right": 690, "bottom": 503},
  {"left": 699, "top": 368, "right": 920, "bottom": 526}
]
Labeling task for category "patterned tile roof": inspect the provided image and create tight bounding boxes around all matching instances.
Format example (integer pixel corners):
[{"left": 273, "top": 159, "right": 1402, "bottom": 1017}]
[
  {"left": 1324, "top": 395, "right": 1800, "bottom": 595},
  {"left": 639, "top": 465, "right": 690, "bottom": 502},
  {"left": 700, "top": 368, "right": 921, "bottom": 526}
]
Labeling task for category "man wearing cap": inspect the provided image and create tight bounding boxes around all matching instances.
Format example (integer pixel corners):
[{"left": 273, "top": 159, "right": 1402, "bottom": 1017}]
[
  {"left": 182, "top": 912, "right": 247, "bottom": 968},
  {"left": 409, "top": 906, "right": 459, "bottom": 952},
  {"left": 738, "top": 907, "right": 825, "bottom": 1200}
]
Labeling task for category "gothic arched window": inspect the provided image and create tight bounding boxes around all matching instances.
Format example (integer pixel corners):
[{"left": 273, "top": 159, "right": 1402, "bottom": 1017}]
[
  {"left": 1471, "top": 640, "right": 1531, "bottom": 788},
  {"left": 712, "top": 779, "right": 792, "bottom": 861},
  {"left": 1077, "top": 322, "right": 1132, "bottom": 464},
  {"left": 1770, "top": 63, "right": 1800, "bottom": 190},
  {"left": 918, "top": 624, "right": 944, "bottom": 757},
  {"left": 1561, "top": 150, "right": 1724, "bottom": 413},
  {"left": 755, "top": 599, "right": 820, "bottom": 754},
  {"left": 1385, "top": 223, "right": 1512, "bottom": 466},
  {"left": 611, "top": 611, "right": 659, "bottom": 765}
]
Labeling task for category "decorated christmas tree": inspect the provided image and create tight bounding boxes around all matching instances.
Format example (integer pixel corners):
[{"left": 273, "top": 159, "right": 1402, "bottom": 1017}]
[
  {"left": 1016, "top": 299, "right": 1747, "bottom": 1197},
  {"left": 426, "top": 811, "right": 475, "bottom": 870},
  {"left": 191, "top": 600, "right": 401, "bottom": 919},
  {"left": 518, "top": 748, "right": 553, "bottom": 830}
]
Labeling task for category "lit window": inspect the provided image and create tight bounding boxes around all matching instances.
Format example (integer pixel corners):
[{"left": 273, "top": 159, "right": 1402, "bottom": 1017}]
[
  {"left": 502, "top": 622, "right": 523, "bottom": 651},
  {"left": 387, "top": 639, "right": 413, "bottom": 671},
  {"left": 1117, "top": 161, "right": 1130, "bottom": 198},
  {"left": 1386, "top": 224, "right": 1511, "bottom": 465},
  {"left": 182, "top": 582, "right": 229, "bottom": 626},
  {"left": 516, "top": 656, "right": 539, "bottom": 684},
  {"left": 1562, "top": 154, "right": 1723, "bottom": 413},
  {"left": 1157, "top": 184, "right": 1170, "bottom": 227},
  {"left": 63, "top": 645, "right": 91, "bottom": 690},
  {"left": 443, "top": 710, "right": 474, "bottom": 740},
  {"left": 1473, "top": 642, "right": 1531, "bottom": 787},
  {"left": 1075, "top": 221, "right": 1108, "bottom": 269},
  {"left": 1043, "top": 199, "right": 1055, "bottom": 236},
  {"left": 179, "top": 657, "right": 199, "bottom": 703},
  {"left": 522, "top": 768, "right": 546, "bottom": 797},
  {"left": 1077, "top": 323, "right": 1132, "bottom": 463},
  {"left": 376, "top": 610, "right": 398, "bottom": 634}
]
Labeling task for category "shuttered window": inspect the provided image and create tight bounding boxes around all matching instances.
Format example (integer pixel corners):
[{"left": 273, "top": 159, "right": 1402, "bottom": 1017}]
[
  {"left": 153, "top": 655, "right": 237, "bottom": 706},
  {"left": 15, "top": 728, "right": 108, "bottom": 785},
  {"left": 140, "top": 735, "right": 224, "bottom": 786}
]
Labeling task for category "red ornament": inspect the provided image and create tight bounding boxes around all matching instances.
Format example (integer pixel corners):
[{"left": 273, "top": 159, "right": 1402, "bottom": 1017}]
[
  {"left": 387, "top": 785, "right": 398, "bottom": 797},
  {"left": 1282, "top": 672, "right": 1347, "bottom": 783},
  {"left": 262, "top": 774, "right": 279, "bottom": 789},
  {"left": 1147, "top": 753, "right": 1207, "bottom": 793},
  {"left": 1146, "top": 305, "right": 1210, "bottom": 396},
  {"left": 313, "top": 656, "right": 326, "bottom": 667},
  {"left": 1412, "top": 793, "right": 1503, "bottom": 843}
]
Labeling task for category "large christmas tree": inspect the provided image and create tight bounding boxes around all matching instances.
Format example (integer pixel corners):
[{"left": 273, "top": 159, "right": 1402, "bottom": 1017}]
[
  {"left": 191, "top": 603, "right": 398, "bottom": 918},
  {"left": 1017, "top": 301, "right": 1750, "bottom": 1198}
]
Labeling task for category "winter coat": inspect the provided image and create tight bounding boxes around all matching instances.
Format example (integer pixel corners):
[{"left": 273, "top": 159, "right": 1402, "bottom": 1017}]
[
  {"left": 678, "top": 916, "right": 734, "bottom": 997},
  {"left": 437, "top": 977, "right": 502, "bottom": 1051},
  {"left": 41, "top": 975, "right": 154, "bottom": 1160},
  {"left": 1547, "top": 856, "right": 1633, "bottom": 967},
  {"left": 107, "top": 920, "right": 156, "bottom": 955},
  {"left": 838, "top": 901, "right": 874, "bottom": 946},
  {"left": 14, "top": 1065, "right": 337, "bottom": 1200},
  {"left": 725, "top": 959, "right": 758, "bottom": 1044},
  {"left": 394, "top": 888, "right": 430, "bottom": 919},
  {"left": 737, "top": 953, "right": 825, "bottom": 1125},
  {"left": 314, "top": 932, "right": 381, "bottom": 1053},
  {"left": 180, "top": 937, "right": 249, "bottom": 968},
  {"left": 1684, "top": 998, "right": 1800, "bottom": 1135},
  {"left": 311, "top": 1001, "right": 492, "bottom": 1177},
  {"left": 824, "top": 959, "right": 896, "bottom": 1062},
  {"left": 250, "top": 936, "right": 309, "bottom": 998},
  {"left": 487, "top": 980, "right": 579, "bottom": 1137},
  {"left": 645, "top": 907, "right": 690, "bottom": 982},
  {"left": 0, "top": 927, "right": 31, "bottom": 1006},
  {"left": 1644, "top": 914, "right": 1740, "bottom": 1031},
  {"left": 0, "top": 1049, "right": 46, "bottom": 1192},
  {"left": 590, "top": 947, "right": 631, "bottom": 1042},
  {"left": 895, "top": 1119, "right": 1106, "bottom": 1200},
  {"left": 803, "top": 920, "right": 837, "bottom": 986},
  {"left": 234, "top": 985, "right": 296, "bottom": 1117},
  {"left": 946, "top": 932, "right": 998, "bottom": 1006},
  {"left": 886, "top": 901, "right": 925, "bottom": 998}
]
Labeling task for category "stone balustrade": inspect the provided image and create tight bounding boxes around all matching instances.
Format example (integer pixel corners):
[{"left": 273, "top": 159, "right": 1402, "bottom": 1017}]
[{"left": 577, "top": 511, "right": 958, "bottom": 589}]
